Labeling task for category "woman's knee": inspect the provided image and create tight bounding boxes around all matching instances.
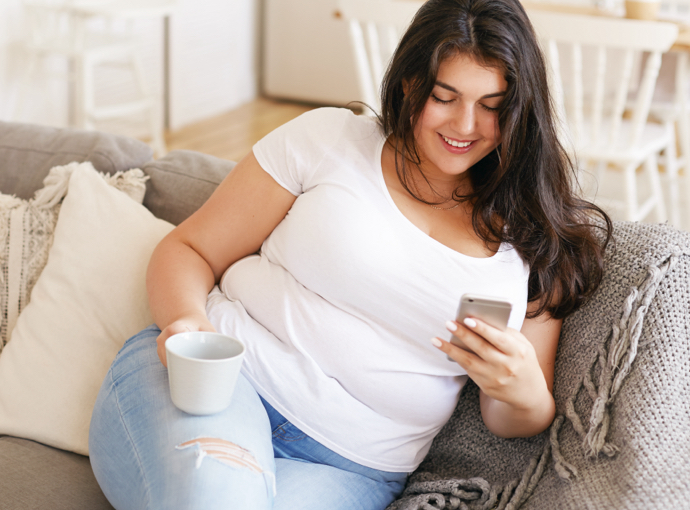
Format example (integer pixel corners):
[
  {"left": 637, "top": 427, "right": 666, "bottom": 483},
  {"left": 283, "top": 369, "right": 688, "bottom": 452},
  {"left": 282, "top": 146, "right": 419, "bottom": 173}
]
[{"left": 90, "top": 337, "right": 277, "bottom": 510}]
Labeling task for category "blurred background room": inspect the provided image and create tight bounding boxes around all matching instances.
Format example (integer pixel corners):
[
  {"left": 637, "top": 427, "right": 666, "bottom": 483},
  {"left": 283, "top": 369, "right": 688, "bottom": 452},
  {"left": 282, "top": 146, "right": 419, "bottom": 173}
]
[
  {"left": 0, "top": 0, "right": 376, "bottom": 161},
  {"left": 1, "top": 0, "right": 689, "bottom": 229}
]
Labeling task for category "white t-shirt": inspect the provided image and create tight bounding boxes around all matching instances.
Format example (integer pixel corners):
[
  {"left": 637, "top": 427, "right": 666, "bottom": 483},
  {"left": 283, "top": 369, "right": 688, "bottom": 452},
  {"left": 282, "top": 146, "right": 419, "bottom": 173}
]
[{"left": 206, "top": 107, "right": 529, "bottom": 472}]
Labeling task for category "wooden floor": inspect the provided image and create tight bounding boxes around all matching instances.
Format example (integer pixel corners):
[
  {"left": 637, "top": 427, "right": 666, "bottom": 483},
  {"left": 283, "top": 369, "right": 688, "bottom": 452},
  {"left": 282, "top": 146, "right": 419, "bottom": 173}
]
[{"left": 164, "top": 97, "right": 317, "bottom": 162}]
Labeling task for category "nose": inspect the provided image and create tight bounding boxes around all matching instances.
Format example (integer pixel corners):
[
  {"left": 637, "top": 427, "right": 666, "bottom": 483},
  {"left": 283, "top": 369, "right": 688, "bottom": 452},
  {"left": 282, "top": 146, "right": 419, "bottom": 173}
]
[{"left": 451, "top": 102, "right": 475, "bottom": 135}]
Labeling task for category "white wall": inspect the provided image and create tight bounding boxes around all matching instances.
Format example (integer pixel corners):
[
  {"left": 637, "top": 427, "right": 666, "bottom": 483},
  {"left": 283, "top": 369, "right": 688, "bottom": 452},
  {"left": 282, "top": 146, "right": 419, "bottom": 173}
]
[
  {"left": 263, "top": 0, "right": 360, "bottom": 107},
  {"left": 0, "top": 0, "right": 259, "bottom": 135}
]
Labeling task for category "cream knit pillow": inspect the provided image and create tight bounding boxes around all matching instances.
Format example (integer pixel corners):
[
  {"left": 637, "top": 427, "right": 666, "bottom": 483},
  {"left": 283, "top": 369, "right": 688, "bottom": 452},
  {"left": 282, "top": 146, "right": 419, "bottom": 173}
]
[
  {"left": 0, "top": 163, "right": 174, "bottom": 455},
  {"left": 0, "top": 162, "right": 148, "bottom": 352}
]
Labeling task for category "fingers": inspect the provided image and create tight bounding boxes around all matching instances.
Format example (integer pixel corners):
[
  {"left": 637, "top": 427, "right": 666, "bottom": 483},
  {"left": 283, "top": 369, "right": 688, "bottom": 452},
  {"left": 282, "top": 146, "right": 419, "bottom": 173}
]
[
  {"left": 431, "top": 336, "right": 480, "bottom": 368},
  {"left": 156, "top": 332, "right": 169, "bottom": 368},
  {"left": 156, "top": 324, "right": 187, "bottom": 368},
  {"left": 433, "top": 317, "right": 546, "bottom": 410},
  {"left": 443, "top": 318, "right": 497, "bottom": 362},
  {"left": 155, "top": 318, "right": 217, "bottom": 367},
  {"left": 453, "top": 317, "right": 518, "bottom": 356},
  {"left": 434, "top": 317, "right": 522, "bottom": 369}
]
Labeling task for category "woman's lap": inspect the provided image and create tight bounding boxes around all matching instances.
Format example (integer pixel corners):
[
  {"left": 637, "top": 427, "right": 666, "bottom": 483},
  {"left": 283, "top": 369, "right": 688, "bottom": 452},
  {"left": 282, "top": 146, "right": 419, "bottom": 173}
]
[{"left": 89, "top": 325, "right": 406, "bottom": 510}]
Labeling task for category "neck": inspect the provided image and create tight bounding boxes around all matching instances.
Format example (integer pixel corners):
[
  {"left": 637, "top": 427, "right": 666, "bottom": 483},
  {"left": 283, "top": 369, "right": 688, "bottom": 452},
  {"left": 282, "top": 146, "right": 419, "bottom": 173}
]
[
  {"left": 386, "top": 136, "right": 472, "bottom": 204},
  {"left": 404, "top": 159, "right": 471, "bottom": 206}
]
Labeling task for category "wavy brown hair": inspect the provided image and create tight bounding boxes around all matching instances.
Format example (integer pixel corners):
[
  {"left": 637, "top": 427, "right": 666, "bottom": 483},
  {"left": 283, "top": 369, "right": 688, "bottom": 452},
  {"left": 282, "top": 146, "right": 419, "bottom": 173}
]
[{"left": 379, "top": 0, "right": 612, "bottom": 319}]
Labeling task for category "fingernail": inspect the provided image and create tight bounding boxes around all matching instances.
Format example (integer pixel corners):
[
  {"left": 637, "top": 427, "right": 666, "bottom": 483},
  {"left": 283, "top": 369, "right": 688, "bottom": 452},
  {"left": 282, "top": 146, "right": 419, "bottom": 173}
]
[
  {"left": 464, "top": 318, "right": 477, "bottom": 328},
  {"left": 445, "top": 320, "right": 458, "bottom": 332},
  {"left": 431, "top": 337, "right": 443, "bottom": 348}
]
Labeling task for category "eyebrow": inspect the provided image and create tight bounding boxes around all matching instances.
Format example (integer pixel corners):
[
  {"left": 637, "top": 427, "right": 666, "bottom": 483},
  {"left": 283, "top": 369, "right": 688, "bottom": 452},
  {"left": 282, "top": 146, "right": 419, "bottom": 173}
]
[{"left": 435, "top": 80, "right": 506, "bottom": 99}]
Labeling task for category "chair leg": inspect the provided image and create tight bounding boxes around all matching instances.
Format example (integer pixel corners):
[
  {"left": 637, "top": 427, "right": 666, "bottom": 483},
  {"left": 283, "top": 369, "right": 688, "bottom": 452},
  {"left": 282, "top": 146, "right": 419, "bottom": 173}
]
[
  {"left": 664, "top": 123, "right": 681, "bottom": 226},
  {"left": 686, "top": 159, "right": 690, "bottom": 230},
  {"left": 673, "top": 52, "right": 690, "bottom": 228},
  {"left": 148, "top": 99, "right": 167, "bottom": 157},
  {"left": 595, "top": 160, "right": 606, "bottom": 186},
  {"left": 623, "top": 162, "right": 639, "bottom": 221},
  {"left": 130, "top": 49, "right": 167, "bottom": 156},
  {"left": 645, "top": 154, "right": 667, "bottom": 223},
  {"left": 75, "top": 54, "right": 95, "bottom": 130}
]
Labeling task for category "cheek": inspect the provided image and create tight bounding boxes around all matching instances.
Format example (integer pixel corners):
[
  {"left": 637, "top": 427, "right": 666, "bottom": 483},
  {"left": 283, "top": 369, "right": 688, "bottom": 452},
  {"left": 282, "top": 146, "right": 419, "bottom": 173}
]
[
  {"left": 481, "top": 115, "right": 501, "bottom": 143},
  {"left": 414, "top": 106, "right": 438, "bottom": 144},
  {"left": 417, "top": 101, "right": 447, "bottom": 130}
]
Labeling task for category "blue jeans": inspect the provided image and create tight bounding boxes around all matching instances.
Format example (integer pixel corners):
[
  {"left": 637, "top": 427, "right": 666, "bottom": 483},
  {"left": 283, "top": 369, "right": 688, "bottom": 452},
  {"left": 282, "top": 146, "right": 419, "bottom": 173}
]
[{"left": 89, "top": 325, "right": 407, "bottom": 510}]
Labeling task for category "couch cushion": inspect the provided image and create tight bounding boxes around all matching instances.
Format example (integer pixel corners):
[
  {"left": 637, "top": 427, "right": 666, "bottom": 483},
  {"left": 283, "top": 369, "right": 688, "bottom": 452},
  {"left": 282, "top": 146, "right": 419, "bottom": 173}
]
[
  {"left": 142, "top": 150, "right": 236, "bottom": 225},
  {"left": 0, "top": 436, "right": 113, "bottom": 510},
  {"left": 0, "top": 121, "right": 153, "bottom": 199}
]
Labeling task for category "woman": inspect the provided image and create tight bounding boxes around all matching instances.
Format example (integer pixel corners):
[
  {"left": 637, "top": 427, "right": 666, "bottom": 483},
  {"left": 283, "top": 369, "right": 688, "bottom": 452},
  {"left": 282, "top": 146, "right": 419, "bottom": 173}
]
[{"left": 89, "top": 0, "right": 611, "bottom": 508}]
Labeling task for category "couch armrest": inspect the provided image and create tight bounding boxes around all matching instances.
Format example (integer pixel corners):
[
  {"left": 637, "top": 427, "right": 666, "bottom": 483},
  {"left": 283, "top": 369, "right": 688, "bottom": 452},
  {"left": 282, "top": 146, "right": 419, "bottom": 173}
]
[{"left": 0, "top": 121, "right": 153, "bottom": 199}]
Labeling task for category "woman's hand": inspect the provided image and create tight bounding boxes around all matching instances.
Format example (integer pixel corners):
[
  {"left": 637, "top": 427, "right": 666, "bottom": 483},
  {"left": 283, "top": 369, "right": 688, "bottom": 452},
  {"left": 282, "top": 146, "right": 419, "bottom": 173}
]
[
  {"left": 432, "top": 315, "right": 559, "bottom": 437},
  {"left": 438, "top": 318, "right": 547, "bottom": 408},
  {"left": 156, "top": 314, "right": 216, "bottom": 367}
]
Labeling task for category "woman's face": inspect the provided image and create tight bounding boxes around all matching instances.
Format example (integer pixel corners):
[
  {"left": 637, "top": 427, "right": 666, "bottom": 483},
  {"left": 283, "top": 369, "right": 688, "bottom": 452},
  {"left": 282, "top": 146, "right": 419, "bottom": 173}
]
[{"left": 413, "top": 53, "right": 506, "bottom": 183}]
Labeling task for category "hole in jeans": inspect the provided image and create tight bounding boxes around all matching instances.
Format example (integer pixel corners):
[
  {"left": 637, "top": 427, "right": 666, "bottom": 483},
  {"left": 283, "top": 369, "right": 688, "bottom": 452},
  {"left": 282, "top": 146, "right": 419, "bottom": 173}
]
[
  {"left": 176, "top": 437, "right": 276, "bottom": 496},
  {"left": 176, "top": 437, "right": 262, "bottom": 471}
]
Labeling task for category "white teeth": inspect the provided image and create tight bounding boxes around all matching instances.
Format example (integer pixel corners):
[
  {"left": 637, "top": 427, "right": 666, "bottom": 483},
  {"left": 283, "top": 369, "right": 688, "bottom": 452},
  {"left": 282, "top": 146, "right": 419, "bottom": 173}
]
[{"left": 442, "top": 135, "right": 471, "bottom": 148}]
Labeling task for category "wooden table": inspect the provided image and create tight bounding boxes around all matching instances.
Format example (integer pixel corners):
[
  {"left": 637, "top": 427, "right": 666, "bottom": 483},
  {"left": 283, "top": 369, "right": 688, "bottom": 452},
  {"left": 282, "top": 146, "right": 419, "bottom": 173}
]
[{"left": 521, "top": 1, "right": 690, "bottom": 50}]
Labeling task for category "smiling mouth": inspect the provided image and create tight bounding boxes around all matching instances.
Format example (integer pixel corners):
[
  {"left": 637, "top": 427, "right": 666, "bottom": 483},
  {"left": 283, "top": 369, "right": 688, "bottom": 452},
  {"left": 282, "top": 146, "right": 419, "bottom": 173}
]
[{"left": 441, "top": 134, "right": 473, "bottom": 148}]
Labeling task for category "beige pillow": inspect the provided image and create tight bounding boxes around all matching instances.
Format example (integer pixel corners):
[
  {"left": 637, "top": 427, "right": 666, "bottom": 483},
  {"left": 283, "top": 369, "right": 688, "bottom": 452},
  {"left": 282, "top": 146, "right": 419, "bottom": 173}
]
[
  {"left": 0, "top": 164, "right": 174, "bottom": 455},
  {"left": 0, "top": 162, "right": 148, "bottom": 352}
]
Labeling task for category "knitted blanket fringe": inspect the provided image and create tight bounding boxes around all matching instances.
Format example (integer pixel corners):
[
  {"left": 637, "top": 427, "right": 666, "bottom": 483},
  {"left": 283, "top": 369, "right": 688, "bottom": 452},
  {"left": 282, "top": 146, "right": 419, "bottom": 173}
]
[
  {"left": 506, "top": 248, "right": 682, "bottom": 508},
  {"left": 392, "top": 247, "right": 684, "bottom": 510}
]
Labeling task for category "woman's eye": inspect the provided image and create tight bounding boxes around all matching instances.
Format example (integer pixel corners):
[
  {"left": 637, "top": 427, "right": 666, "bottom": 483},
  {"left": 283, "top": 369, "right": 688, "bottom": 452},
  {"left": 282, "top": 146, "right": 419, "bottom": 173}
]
[
  {"left": 480, "top": 104, "right": 500, "bottom": 112},
  {"left": 431, "top": 94, "right": 453, "bottom": 105}
]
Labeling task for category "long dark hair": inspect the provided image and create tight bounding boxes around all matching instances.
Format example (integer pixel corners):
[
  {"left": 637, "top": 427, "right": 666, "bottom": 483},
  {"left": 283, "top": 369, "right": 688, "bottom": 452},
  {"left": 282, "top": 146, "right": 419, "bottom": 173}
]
[{"left": 380, "top": 0, "right": 612, "bottom": 319}]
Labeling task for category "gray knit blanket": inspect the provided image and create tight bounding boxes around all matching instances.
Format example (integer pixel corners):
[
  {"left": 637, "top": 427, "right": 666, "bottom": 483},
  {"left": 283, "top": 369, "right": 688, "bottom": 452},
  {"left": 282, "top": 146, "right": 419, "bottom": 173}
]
[{"left": 388, "top": 221, "right": 690, "bottom": 510}]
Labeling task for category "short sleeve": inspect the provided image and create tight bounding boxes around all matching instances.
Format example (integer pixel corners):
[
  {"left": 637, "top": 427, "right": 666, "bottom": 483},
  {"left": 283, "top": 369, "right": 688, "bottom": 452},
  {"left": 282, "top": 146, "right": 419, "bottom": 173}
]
[{"left": 252, "top": 108, "right": 353, "bottom": 196}]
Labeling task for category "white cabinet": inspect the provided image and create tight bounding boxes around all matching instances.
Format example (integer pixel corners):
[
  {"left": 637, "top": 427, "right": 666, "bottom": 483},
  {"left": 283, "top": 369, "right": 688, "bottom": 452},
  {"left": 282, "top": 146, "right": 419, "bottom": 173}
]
[
  {"left": 169, "top": 0, "right": 258, "bottom": 130},
  {"left": 262, "top": 0, "right": 362, "bottom": 107}
]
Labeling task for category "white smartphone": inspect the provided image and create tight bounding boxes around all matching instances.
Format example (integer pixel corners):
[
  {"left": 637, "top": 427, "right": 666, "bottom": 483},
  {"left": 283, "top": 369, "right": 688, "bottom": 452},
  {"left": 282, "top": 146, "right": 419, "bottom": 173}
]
[{"left": 447, "top": 293, "right": 512, "bottom": 360}]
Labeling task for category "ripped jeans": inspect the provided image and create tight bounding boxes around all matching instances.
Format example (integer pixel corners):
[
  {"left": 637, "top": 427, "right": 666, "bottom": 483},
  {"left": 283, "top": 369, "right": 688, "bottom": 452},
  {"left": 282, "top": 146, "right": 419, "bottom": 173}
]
[{"left": 89, "top": 325, "right": 407, "bottom": 510}]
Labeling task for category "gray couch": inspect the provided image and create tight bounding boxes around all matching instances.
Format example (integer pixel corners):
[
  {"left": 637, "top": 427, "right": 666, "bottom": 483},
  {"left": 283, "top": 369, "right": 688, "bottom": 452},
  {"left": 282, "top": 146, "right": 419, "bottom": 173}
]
[
  {"left": 1, "top": 121, "right": 688, "bottom": 510},
  {"left": 0, "top": 121, "right": 234, "bottom": 510}
]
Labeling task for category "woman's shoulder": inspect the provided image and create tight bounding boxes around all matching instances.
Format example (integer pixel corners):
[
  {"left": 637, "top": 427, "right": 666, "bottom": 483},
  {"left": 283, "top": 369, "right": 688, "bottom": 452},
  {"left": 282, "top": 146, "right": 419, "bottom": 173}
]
[
  {"left": 290, "top": 107, "right": 380, "bottom": 137},
  {"left": 298, "top": 106, "right": 365, "bottom": 121}
]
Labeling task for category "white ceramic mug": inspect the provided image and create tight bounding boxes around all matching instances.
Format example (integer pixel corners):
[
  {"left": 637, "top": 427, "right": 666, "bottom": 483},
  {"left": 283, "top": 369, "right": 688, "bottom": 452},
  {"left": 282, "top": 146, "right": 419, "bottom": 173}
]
[{"left": 165, "top": 331, "right": 245, "bottom": 415}]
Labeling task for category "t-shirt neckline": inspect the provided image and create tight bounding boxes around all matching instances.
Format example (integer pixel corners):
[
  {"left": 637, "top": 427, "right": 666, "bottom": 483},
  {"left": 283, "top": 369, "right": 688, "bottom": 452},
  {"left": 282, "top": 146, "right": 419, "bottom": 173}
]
[{"left": 373, "top": 134, "right": 511, "bottom": 263}]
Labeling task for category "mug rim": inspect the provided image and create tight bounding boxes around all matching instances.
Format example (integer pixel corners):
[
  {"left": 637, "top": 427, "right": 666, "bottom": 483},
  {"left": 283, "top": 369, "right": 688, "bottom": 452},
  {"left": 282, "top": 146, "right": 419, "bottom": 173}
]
[{"left": 165, "top": 331, "right": 245, "bottom": 362}]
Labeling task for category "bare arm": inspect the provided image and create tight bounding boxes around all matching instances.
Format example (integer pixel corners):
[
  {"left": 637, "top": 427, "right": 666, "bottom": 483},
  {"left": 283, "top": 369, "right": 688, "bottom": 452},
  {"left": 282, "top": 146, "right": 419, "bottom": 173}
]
[
  {"left": 146, "top": 151, "right": 297, "bottom": 365},
  {"left": 433, "top": 301, "right": 561, "bottom": 438},
  {"left": 477, "top": 306, "right": 561, "bottom": 437}
]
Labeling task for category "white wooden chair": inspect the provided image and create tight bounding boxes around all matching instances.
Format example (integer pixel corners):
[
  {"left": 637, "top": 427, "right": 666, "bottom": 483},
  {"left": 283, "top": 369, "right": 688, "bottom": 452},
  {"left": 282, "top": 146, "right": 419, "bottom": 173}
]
[
  {"left": 528, "top": 10, "right": 678, "bottom": 223},
  {"left": 336, "top": 0, "right": 422, "bottom": 115},
  {"left": 12, "top": 0, "right": 175, "bottom": 156},
  {"left": 644, "top": 50, "right": 689, "bottom": 227},
  {"left": 646, "top": 0, "right": 690, "bottom": 227}
]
